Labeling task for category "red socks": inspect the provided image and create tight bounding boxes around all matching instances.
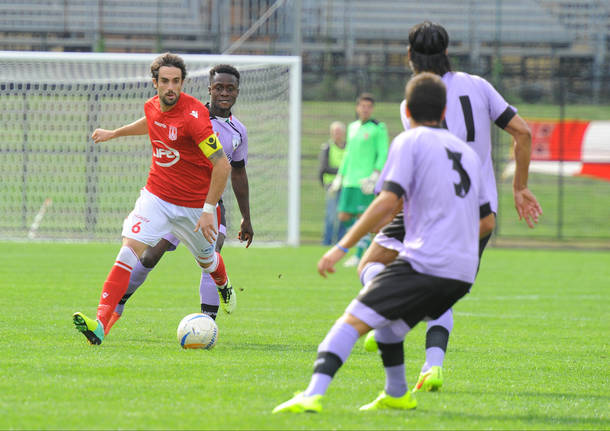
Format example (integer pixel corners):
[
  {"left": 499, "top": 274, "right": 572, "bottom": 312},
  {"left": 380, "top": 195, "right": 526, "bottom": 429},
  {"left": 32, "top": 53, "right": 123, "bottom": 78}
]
[
  {"left": 97, "top": 247, "right": 138, "bottom": 327},
  {"left": 208, "top": 252, "right": 228, "bottom": 287}
]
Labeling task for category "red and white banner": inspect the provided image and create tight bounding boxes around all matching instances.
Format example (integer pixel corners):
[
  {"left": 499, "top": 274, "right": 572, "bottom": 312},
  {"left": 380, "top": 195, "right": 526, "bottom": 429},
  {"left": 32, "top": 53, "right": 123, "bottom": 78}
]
[{"left": 503, "top": 120, "right": 610, "bottom": 181}]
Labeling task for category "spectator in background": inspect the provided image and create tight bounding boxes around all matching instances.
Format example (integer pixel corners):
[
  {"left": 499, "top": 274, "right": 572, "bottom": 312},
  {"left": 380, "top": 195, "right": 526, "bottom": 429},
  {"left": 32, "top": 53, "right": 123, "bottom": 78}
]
[
  {"left": 319, "top": 121, "right": 347, "bottom": 245},
  {"left": 330, "top": 93, "right": 389, "bottom": 267}
]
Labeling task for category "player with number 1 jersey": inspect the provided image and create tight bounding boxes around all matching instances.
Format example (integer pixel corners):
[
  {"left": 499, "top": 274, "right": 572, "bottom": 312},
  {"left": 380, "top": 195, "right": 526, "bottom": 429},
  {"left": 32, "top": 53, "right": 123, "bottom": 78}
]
[
  {"left": 272, "top": 73, "right": 490, "bottom": 414},
  {"left": 359, "top": 22, "right": 541, "bottom": 393},
  {"left": 399, "top": 72, "right": 513, "bottom": 215}
]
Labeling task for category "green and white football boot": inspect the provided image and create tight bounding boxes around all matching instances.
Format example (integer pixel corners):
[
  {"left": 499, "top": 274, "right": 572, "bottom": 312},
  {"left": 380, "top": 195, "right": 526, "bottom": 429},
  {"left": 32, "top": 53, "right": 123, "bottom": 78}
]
[{"left": 73, "top": 312, "right": 104, "bottom": 345}]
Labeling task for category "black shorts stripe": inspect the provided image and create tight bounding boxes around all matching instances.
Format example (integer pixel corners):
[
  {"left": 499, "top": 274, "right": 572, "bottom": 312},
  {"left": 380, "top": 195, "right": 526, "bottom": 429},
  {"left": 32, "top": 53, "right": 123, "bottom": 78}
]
[
  {"left": 379, "top": 212, "right": 405, "bottom": 241},
  {"left": 218, "top": 200, "right": 227, "bottom": 228},
  {"left": 495, "top": 107, "right": 516, "bottom": 129},
  {"left": 230, "top": 159, "right": 245, "bottom": 168}
]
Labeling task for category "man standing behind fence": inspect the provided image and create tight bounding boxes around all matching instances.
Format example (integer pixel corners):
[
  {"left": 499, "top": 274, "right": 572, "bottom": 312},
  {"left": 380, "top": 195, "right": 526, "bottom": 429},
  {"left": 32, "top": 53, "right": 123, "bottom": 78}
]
[{"left": 319, "top": 121, "right": 347, "bottom": 246}]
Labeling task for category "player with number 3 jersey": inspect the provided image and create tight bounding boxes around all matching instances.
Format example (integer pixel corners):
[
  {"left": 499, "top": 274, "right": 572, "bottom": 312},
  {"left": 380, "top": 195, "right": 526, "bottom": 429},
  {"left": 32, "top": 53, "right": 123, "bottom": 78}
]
[
  {"left": 358, "top": 22, "right": 542, "bottom": 393},
  {"left": 273, "top": 73, "right": 490, "bottom": 414}
]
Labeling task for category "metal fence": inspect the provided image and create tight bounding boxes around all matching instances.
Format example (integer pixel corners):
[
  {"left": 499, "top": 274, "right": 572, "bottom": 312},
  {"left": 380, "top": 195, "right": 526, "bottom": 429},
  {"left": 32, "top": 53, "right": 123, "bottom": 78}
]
[
  {"left": 300, "top": 68, "right": 610, "bottom": 246},
  {"left": 0, "top": 0, "right": 608, "bottom": 245}
]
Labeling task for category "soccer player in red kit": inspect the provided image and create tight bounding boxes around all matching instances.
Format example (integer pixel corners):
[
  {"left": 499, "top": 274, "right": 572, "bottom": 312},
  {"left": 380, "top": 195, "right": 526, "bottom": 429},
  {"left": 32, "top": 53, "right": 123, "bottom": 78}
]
[{"left": 73, "top": 53, "right": 232, "bottom": 345}]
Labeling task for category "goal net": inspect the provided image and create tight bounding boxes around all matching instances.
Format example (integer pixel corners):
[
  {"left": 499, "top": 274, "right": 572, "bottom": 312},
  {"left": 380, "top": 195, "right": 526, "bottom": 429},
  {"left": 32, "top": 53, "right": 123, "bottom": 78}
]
[{"left": 0, "top": 52, "right": 301, "bottom": 245}]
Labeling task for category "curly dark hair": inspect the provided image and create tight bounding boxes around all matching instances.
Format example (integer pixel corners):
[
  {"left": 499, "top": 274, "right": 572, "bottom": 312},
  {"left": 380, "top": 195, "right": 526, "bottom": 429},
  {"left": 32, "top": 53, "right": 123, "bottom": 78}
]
[
  {"left": 209, "top": 64, "right": 240, "bottom": 84},
  {"left": 150, "top": 52, "right": 187, "bottom": 81}
]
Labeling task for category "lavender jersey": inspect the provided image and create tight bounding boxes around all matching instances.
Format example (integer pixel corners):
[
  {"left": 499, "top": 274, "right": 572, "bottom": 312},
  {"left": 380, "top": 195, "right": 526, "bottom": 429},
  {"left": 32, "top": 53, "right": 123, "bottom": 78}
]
[
  {"left": 210, "top": 114, "right": 248, "bottom": 167},
  {"left": 400, "top": 71, "right": 515, "bottom": 213},
  {"left": 160, "top": 113, "right": 247, "bottom": 247},
  {"left": 379, "top": 126, "right": 490, "bottom": 283}
]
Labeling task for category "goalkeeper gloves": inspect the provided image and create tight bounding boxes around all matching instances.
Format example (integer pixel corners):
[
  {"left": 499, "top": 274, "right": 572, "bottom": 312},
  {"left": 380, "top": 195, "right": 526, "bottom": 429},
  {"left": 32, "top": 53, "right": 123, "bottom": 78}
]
[
  {"left": 360, "top": 171, "right": 380, "bottom": 195},
  {"left": 328, "top": 175, "right": 343, "bottom": 194}
]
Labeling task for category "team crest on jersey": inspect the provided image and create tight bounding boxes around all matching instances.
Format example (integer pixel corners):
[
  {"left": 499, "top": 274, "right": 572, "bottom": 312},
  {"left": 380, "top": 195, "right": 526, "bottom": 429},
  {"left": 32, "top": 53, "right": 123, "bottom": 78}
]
[
  {"left": 232, "top": 134, "right": 241, "bottom": 150},
  {"left": 169, "top": 125, "right": 178, "bottom": 141}
]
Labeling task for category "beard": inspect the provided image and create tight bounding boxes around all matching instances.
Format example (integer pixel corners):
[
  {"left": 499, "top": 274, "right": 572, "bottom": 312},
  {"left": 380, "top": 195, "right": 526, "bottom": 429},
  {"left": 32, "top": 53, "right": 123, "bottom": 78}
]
[{"left": 161, "top": 93, "right": 179, "bottom": 107}]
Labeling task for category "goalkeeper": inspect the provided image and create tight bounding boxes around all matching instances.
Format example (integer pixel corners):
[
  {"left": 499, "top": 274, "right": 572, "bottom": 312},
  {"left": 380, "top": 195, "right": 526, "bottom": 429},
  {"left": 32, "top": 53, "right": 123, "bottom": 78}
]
[{"left": 329, "top": 93, "right": 388, "bottom": 267}]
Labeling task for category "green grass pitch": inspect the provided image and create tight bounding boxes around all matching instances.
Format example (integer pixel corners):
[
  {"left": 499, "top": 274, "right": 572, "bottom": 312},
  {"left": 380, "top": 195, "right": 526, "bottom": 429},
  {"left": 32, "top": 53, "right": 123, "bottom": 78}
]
[{"left": 1, "top": 242, "right": 608, "bottom": 429}]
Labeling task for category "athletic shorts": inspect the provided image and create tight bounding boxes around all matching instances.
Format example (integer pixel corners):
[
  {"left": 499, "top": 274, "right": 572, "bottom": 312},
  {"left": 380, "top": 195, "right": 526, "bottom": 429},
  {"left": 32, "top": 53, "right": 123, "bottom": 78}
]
[
  {"left": 374, "top": 211, "right": 494, "bottom": 258},
  {"left": 121, "top": 188, "right": 217, "bottom": 266},
  {"left": 160, "top": 200, "right": 226, "bottom": 252},
  {"left": 373, "top": 212, "right": 405, "bottom": 252},
  {"left": 338, "top": 186, "right": 374, "bottom": 215},
  {"left": 346, "top": 259, "right": 471, "bottom": 329}
]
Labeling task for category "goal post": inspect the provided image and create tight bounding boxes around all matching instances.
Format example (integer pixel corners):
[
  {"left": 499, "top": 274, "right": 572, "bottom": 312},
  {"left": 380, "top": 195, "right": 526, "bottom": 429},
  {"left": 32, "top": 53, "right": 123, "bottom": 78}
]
[{"left": 0, "top": 51, "right": 301, "bottom": 246}]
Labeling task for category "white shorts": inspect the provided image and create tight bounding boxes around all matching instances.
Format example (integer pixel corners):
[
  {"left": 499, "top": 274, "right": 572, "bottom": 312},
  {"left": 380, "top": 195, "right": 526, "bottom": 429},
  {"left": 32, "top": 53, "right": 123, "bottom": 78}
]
[{"left": 122, "top": 188, "right": 217, "bottom": 265}]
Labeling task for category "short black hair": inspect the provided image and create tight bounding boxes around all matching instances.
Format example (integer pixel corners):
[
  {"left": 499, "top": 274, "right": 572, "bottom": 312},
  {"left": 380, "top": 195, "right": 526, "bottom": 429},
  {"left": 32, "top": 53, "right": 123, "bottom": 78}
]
[
  {"left": 209, "top": 64, "right": 240, "bottom": 84},
  {"left": 405, "top": 72, "right": 446, "bottom": 124},
  {"left": 408, "top": 21, "right": 452, "bottom": 76},
  {"left": 150, "top": 52, "right": 187, "bottom": 80},
  {"left": 357, "top": 92, "right": 375, "bottom": 104}
]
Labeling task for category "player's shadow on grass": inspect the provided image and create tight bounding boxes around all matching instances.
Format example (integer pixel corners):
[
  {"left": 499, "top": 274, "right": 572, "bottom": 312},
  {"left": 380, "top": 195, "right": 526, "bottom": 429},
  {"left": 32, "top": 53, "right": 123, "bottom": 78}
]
[
  {"left": 428, "top": 390, "right": 609, "bottom": 426},
  {"left": 450, "top": 389, "right": 610, "bottom": 402},
  {"left": 432, "top": 410, "right": 608, "bottom": 427},
  {"left": 222, "top": 342, "right": 320, "bottom": 352}
]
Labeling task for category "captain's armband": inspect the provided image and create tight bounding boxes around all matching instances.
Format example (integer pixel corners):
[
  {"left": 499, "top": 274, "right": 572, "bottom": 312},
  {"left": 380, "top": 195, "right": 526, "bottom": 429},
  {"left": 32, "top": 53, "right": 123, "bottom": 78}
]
[{"left": 198, "top": 133, "right": 223, "bottom": 158}]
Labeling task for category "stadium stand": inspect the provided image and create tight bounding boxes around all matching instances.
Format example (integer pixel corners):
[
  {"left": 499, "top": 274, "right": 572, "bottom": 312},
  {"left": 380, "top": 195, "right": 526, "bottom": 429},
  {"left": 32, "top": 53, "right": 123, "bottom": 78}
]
[
  {"left": 0, "top": 0, "right": 606, "bottom": 98},
  {"left": 0, "top": 0, "right": 588, "bottom": 54}
]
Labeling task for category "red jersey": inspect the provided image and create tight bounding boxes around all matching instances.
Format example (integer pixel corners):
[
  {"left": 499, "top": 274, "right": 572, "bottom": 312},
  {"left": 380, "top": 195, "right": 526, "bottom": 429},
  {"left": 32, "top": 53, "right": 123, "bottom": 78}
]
[{"left": 144, "top": 92, "right": 220, "bottom": 208}]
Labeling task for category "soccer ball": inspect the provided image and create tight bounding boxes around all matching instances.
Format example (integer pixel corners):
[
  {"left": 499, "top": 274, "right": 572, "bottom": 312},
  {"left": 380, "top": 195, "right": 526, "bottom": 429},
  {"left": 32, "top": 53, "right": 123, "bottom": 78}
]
[{"left": 177, "top": 313, "right": 218, "bottom": 349}]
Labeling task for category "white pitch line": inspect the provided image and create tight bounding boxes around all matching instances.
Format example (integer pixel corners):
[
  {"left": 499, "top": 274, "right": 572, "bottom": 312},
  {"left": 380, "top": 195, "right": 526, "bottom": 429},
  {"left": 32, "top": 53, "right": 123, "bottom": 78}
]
[{"left": 27, "top": 198, "right": 52, "bottom": 239}]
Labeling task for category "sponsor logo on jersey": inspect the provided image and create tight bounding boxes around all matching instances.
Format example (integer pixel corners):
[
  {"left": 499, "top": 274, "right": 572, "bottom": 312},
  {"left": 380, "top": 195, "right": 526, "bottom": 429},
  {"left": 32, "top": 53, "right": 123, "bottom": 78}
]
[
  {"left": 169, "top": 125, "right": 178, "bottom": 141},
  {"left": 154, "top": 121, "right": 167, "bottom": 128},
  {"left": 152, "top": 139, "right": 180, "bottom": 167},
  {"left": 190, "top": 110, "right": 198, "bottom": 118}
]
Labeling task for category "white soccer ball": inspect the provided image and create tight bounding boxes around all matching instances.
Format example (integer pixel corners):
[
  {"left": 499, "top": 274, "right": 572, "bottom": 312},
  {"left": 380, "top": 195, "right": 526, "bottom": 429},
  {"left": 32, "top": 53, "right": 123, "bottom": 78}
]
[{"left": 177, "top": 313, "right": 218, "bottom": 349}]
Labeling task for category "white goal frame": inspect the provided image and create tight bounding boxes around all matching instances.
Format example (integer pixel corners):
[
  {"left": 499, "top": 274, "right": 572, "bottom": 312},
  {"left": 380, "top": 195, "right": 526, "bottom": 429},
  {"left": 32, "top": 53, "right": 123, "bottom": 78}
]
[{"left": 0, "top": 51, "right": 301, "bottom": 246}]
